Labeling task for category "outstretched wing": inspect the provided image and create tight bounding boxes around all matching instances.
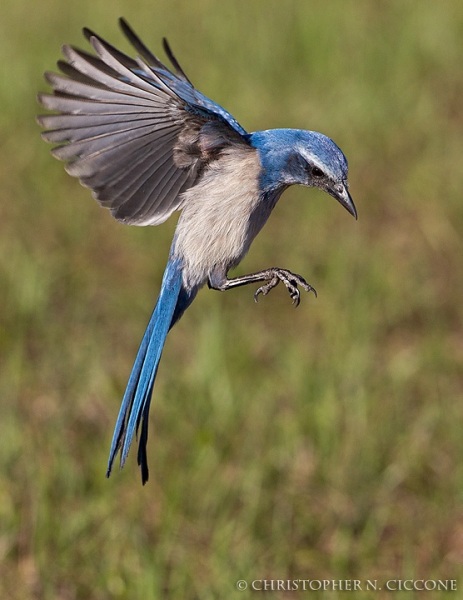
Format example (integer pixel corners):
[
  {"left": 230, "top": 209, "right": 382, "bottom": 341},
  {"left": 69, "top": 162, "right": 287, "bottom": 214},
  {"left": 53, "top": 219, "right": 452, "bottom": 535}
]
[{"left": 37, "top": 18, "right": 249, "bottom": 225}]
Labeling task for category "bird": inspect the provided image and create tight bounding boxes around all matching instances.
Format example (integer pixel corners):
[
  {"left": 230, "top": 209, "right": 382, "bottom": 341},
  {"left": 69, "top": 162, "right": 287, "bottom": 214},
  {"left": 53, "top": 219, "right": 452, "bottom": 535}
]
[{"left": 37, "top": 18, "right": 357, "bottom": 484}]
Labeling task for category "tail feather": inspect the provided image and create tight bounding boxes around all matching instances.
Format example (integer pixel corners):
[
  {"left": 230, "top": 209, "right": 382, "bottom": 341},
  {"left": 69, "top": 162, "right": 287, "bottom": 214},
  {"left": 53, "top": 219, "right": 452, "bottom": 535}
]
[{"left": 106, "top": 257, "right": 187, "bottom": 484}]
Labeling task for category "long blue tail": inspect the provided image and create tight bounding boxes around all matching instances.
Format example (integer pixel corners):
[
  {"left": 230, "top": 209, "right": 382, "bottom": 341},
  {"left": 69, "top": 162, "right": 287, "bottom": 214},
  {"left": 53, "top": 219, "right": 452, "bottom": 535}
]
[{"left": 106, "top": 257, "right": 194, "bottom": 484}]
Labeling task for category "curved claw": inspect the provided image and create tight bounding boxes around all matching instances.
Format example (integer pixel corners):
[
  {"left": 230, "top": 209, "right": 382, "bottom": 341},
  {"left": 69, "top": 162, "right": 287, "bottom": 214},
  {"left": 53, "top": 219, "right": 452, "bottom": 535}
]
[
  {"left": 291, "top": 288, "right": 301, "bottom": 307},
  {"left": 254, "top": 275, "right": 279, "bottom": 302}
]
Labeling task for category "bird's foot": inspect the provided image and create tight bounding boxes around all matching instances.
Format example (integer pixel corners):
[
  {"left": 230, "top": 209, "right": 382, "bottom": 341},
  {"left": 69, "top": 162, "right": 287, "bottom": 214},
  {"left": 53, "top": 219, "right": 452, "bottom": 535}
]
[{"left": 254, "top": 268, "right": 317, "bottom": 307}]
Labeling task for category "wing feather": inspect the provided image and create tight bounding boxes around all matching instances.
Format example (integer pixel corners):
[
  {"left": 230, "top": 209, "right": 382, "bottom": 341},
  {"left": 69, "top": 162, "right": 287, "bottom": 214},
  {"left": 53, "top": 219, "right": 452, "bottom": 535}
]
[{"left": 38, "top": 19, "right": 249, "bottom": 225}]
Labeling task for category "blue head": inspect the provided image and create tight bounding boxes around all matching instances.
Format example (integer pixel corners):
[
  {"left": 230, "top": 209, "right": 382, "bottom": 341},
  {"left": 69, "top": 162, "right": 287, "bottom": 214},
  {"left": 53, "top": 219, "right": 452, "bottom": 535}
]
[{"left": 249, "top": 129, "right": 357, "bottom": 218}]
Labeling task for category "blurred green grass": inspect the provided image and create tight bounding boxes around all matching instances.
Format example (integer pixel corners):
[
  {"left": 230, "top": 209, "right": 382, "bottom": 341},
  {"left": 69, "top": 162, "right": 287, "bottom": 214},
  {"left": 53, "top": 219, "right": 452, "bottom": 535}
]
[{"left": 1, "top": 0, "right": 463, "bottom": 598}]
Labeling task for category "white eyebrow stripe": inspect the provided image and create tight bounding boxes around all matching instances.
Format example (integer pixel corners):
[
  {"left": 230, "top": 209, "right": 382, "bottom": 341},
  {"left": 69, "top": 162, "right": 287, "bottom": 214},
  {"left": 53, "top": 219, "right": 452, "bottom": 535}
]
[{"left": 297, "top": 148, "right": 335, "bottom": 178}]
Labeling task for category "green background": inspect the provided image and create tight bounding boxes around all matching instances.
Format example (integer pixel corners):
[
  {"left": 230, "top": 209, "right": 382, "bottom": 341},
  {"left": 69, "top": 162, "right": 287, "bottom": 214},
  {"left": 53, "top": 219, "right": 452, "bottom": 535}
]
[{"left": 1, "top": 1, "right": 463, "bottom": 598}]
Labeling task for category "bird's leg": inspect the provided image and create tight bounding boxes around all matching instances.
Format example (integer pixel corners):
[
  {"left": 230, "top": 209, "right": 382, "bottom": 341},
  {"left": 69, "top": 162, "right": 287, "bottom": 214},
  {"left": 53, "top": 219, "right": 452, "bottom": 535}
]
[{"left": 208, "top": 268, "right": 317, "bottom": 307}]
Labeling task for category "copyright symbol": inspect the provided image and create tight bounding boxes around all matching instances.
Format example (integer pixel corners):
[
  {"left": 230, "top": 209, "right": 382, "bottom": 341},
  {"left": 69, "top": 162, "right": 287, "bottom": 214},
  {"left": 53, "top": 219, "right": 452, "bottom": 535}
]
[{"left": 236, "top": 580, "right": 248, "bottom": 590}]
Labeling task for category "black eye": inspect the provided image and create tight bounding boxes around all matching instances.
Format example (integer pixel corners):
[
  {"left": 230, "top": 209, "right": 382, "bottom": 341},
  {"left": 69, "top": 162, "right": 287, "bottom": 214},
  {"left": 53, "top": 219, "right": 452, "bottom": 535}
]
[{"left": 312, "top": 166, "right": 324, "bottom": 178}]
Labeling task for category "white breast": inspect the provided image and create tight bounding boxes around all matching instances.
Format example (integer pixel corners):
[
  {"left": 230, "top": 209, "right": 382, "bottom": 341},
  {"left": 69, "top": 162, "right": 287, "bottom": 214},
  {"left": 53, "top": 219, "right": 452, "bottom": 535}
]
[{"left": 173, "top": 146, "right": 268, "bottom": 289}]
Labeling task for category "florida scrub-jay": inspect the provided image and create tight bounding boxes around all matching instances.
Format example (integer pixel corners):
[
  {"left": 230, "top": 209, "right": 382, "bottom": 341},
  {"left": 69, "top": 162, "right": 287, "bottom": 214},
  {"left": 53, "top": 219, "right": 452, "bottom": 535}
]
[{"left": 38, "top": 19, "right": 357, "bottom": 484}]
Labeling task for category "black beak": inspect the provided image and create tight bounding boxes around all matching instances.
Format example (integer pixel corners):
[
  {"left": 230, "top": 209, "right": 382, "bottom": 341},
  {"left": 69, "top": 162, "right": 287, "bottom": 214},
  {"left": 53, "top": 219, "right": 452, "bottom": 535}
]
[{"left": 330, "top": 183, "right": 357, "bottom": 219}]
